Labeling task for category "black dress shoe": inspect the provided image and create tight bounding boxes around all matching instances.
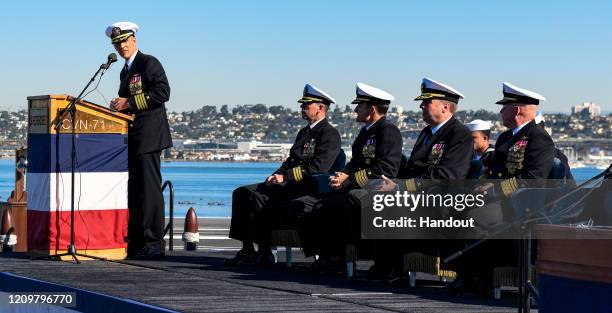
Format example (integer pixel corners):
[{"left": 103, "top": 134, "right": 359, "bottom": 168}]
[
  {"left": 128, "top": 246, "right": 165, "bottom": 260},
  {"left": 366, "top": 264, "right": 401, "bottom": 283},
  {"left": 255, "top": 251, "right": 275, "bottom": 268},
  {"left": 445, "top": 276, "right": 466, "bottom": 296},
  {"left": 308, "top": 257, "right": 344, "bottom": 274},
  {"left": 224, "top": 248, "right": 257, "bottom": 266},
  {"left": 445, "top": 274, "right": 493, "bottom": 297}
]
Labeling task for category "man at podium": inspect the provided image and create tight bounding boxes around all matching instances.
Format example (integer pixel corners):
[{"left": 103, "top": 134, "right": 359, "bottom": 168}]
[{"left": 106, "top": 21, "right": 172, "bottom": 259}]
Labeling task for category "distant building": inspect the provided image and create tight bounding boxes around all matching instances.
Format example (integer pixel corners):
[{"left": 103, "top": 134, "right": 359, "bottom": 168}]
[
  {"left": 237, "top": 141, "right": 293, "bottom": 154},
  {"left": 572, "top": 102, "right": 601, "bottom": 117},
  {"left": 390, "top": 105, "right": 404, "bottom": 114}
]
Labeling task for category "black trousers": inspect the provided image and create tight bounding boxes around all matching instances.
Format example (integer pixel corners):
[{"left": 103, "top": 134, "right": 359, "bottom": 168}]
[
  {"left": 128, "top": 150, "right": 165, "bottom": 254},
  {"left": 290, "top": 188, "right": 359, "bottom": 257},
  {"left": 442, "top": 199, "right": 518, "bottom": 277},
  {"left": 229, "top": 182, "right": 313, "bottom": 246},
  {"left": 346, "top": 187, "right": 521, "bottom": 272}
]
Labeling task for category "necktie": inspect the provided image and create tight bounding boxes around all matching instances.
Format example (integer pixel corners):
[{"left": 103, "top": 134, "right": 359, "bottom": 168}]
[{"left": 423, "top": 128, "right": 432, "bottom": 145}]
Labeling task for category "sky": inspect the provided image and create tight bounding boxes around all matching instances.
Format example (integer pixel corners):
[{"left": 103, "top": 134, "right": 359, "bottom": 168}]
[{"left": 1, "top": 0, "right": 611, "bottom": 113}]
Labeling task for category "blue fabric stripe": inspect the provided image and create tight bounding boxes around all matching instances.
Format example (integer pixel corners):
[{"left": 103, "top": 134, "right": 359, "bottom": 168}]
[
  {"left": 539, "top": 274, "right": 612, "bottom": 313},
  {"left": 0, "top": 272, "right": 179, "bottom": 313},
  {"left": 26, "top": 173, "right": 50, "bottom": 212},
  {"left": 28, "top": 134, "right": 128, "bottom": 173}
]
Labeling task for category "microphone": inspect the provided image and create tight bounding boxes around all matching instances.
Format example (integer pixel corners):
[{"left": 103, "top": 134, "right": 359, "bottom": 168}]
[{"left": 101, "top": 53, "right": 118, "bottom": 69}]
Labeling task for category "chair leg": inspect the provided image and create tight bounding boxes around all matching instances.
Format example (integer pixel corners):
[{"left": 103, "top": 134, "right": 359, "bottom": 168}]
[
  {"left": 346, "top": 261, "right": 354, "bottom": 278},
  {"left": 271, "top": 246, "right": 278, "bottom": 264},
  {"left": 494, "top": 287, "right": 502, "bottom": 299},
  {"left": 409, "top": 272, "right": 417, "bottom": 287},
  {"left": 286, "top": 247, "right": 292, "bottom": 268}
]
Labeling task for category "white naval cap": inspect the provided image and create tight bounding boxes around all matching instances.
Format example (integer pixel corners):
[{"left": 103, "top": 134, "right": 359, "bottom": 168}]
[
  {"left": 298, "top": 83, "right": 336, "bottom": 105},
  {"left": 535, "top": 111, "right": 545, "bottom": 124},
  {"left": 466, "top": 119, "right": 493, "bottom": 132},
  {"left": 105, "top": 21, "right": 140, "bottom": 43},
  {"left": 496, "top": 82, "right": 546, "bottom": 105},
  {"left": 351, "top": 82, "right": 395, "bottom": 104},
  {"left": 414, "top": 78, "right": 464, "bottom": 103}
]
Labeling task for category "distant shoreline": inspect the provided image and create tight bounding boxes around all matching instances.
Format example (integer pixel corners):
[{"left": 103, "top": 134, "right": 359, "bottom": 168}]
[
  {"left": 160, "top": 159, "right": 281, "bottom": 163},
  {"left": 0, "top": 156, "right": 282, "bottom": 163}
]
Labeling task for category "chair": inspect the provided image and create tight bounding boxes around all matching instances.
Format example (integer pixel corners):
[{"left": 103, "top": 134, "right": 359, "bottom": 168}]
[{"left": 270, "top": 149, "right": 357, "bottom": 276}]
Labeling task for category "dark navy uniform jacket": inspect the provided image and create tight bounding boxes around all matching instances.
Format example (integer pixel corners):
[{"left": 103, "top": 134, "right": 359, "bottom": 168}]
[
  {"left": 480, "top": 145, "right": 495, "bottom": 172},
  {"left": 487, "top": 120, "right": 555, "bottom": 197},
  {"left": 397, "top": 116, "right": 473, "bottom": 191},
  {"left": 274, "top": 118, "right": 341, "bottom": 183},
  {"left": 402, "top": 116, "right": 473, "bottom": 179},
  {"left": 119, "top": 51, "right": 172, "bottom": 155},
  {"left": 341, "top": 117, "right": 403, "bottom": 188}
]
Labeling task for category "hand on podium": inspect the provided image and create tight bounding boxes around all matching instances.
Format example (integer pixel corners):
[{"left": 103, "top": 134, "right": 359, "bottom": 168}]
[{"left": 110, "top": 97, "right": 129, "bottom": 111}]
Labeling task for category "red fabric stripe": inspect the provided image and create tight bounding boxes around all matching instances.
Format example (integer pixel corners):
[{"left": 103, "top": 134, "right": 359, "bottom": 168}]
[{"left": 27, "top": 209, "right": 128, "bottom": 250}]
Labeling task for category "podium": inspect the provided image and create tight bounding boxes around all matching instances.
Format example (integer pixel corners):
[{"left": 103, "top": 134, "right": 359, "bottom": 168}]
[
  {"left": 536, "top": 224, "right": 612, "bottom": 313},
  {"left": 26, "top": 95, "right": 134, "bottom": 260}
]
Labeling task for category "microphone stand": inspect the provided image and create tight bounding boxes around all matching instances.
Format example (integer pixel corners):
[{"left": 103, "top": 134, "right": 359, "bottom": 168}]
[
  {"left": 443, "top": 167, "right": 610, "bottom": 313},
  {"left": 37, "top": 61, "right": 113, "bottom": 264}
]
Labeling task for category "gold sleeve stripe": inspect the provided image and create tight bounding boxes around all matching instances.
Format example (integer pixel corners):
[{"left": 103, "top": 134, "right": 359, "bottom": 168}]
[
  {"left": 135, "top": 94, "right": 142, "bottom": 110},
  {"left": 134, "top": 94, "right": 144, "bottom": 111},
  {"left": 140, "top": 93, "right": 148, "bottom": 109},
  {"left": 133, "top": 96, "right": 141, "bottom": 111},
  {"left": 405, "top": 179, "right": 417, "bottom": 192},
  {"left": 355, "top": 172, "right": 363, "bottom": 187},
  {"left": 290, "top": 166, "right": 302, "bottom": 182},
  {"left": 360, "top": 170, "right": 368, "bottom": 187},
  {"left": 135, "top": 93, "right": 147, "bottom": 110},
  {"left": 353, "top": 172, "right": 362, "bottom": 187},
  {"left": 292, "top": 166, "right": 303, "bottom": 182},
  {"left": 501, "top": 177, "right": 519, "bottom": 197},
  {"left": 138, "top": 94, "right": 144, "bottom": 110},
  {"left": 355, "top": 169, "right": 368, "bottom": 187},
  {"left": 353, "top": 172, "right": 361, "bottom": 187},
  {"left": 134, "top": 95, "right": 142, "bottom": 111},
  {"left": 291, "top": 167, "right": 297, "bottom": 181}
]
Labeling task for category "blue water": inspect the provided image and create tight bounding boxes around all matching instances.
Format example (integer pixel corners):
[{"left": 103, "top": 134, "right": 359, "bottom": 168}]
[
  {"left": 159, "top": 161, "right": 278, "bottom": 217},
  {"left": 0, "top": 159, "right": 605, "bottom": 217}
]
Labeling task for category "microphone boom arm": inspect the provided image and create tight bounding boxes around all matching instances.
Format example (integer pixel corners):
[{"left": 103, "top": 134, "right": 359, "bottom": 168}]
[{"left": 55, "top": 53, "right": 116, "bottom": 130}]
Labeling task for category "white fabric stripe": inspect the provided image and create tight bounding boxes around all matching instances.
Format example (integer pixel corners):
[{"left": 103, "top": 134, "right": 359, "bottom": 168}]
[{"left": 27, "top": 172, "right": 128, "bottom": 212}]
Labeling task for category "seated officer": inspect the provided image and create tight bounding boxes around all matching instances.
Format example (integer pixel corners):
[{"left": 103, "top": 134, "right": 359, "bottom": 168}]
[
  {"left": 457, "top": 82, "right": 555, "bottom": 295},
  {"left": 466, "top": 119, "right": 495, "bottom": 177},
  {"left": 290, "top": 82, "right": 402, "bottom": 270},
  {"left": 226, "top": 84, "right": 341, "bottom": 266},
  {"left": 397, "top": 78, "right": 473, "bottom": 186},
  {"left": 481, "top": 83, "right": 555, "bottom": 197},
  {"left": 370, "top": 78, "right": 473, "bottom": 279}
]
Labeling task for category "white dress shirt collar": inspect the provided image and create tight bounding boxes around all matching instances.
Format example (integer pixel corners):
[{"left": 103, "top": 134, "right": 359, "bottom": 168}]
[
  {"left": 512, "top": 120, "right": 531, "bottom": 136},
  {"left": 431, "top": 116, "right": 452, "bottom": 135},
  {"left": 126, "top": 50, "right": 139, "bottom": 70},
  {"left": 309, "top": 117, "right": 324, "bottom": 129}
]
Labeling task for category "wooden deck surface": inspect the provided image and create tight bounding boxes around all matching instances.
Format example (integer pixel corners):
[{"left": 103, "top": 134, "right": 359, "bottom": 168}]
[{"left": 0, "top": 218, "right": 525, "bottom": 313}]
